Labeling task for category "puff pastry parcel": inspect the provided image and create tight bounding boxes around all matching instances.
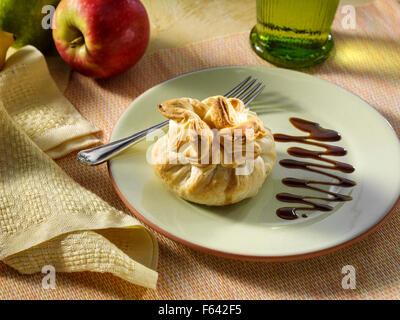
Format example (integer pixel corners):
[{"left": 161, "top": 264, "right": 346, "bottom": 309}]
[{"left": 151, "top": 96, "right": 276, "bottom": 206}]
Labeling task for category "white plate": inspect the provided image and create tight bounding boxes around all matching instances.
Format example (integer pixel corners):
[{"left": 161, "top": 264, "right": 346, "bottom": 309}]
[{"left": 108, "top": 66, "right": 400, "bottom": 261}]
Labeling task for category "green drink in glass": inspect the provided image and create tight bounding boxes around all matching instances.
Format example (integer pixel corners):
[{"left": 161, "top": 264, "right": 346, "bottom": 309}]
[{"left": 250, "top": 0, "right": 340, "bottom": 69}]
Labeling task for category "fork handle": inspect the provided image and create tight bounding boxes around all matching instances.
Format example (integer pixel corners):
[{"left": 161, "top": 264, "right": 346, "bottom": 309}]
[{"left": 77, "top": 120, "right": 169, "bottom": 165}]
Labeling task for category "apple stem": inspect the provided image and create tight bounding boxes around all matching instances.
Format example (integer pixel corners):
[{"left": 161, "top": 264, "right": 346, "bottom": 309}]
[{"left": 70, "top": 36, "right": 84, "bottom": 48}]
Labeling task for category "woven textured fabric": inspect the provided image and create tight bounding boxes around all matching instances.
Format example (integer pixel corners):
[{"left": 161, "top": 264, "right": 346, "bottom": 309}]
[
  {"left": 0, "top": 46, "right": 98, "bottom": 159},
  {"left": 1, "top": 0, "right": 399, "bottom": 299},
  {"left": 0, "top": 103, "right": 158, "bottom": 289}
]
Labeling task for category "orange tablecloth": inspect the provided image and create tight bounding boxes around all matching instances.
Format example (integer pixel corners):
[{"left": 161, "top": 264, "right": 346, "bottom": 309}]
[{"left": 1, "top": 0, "right": 399, "bottom": 299}]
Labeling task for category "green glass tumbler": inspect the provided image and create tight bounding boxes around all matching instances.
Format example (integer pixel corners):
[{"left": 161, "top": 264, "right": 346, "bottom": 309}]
[{"left": 250, "top": 0, "right": 340, "bottom": 69}]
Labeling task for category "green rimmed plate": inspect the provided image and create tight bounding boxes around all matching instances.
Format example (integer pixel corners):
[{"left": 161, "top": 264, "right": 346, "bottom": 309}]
[{"left": 108, "top": 66, "right": 400, "bottom": 261}]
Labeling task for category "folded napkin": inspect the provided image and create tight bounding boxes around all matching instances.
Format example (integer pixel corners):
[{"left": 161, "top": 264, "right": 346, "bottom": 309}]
[
  {"left": 0, "top": 104, "right": 158, "bottom": 289},
  {"left": 0, "top": 46, "right": 100, "bottom": 159},
  {"left": 0, "top": 47, "right": 158, "bottom": 289}
]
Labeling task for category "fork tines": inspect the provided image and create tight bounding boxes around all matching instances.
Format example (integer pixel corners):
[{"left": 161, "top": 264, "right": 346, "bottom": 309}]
[{"left": 224, "top": 76, "right": 265, "bottom": 106}]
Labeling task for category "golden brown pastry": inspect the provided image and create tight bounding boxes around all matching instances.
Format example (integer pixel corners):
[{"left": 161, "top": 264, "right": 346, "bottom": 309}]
[{"left": 151, "top": 96, "right": 276, "bottom": 206}]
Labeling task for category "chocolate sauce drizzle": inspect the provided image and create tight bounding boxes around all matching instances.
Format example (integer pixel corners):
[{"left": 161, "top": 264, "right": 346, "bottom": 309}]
[{"left": 273, "top": 118, "right": 356, "bottom": 220}]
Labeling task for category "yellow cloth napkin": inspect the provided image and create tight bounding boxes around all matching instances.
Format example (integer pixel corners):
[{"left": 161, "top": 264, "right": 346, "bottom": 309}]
[
  {"left": 0, "top": 104, "right": 158, "bottom": 289},
  {"left": 0, "top": 46, "right": 159, "bottom": 289},
  {"left": 0, "top": 46, "right": 100, "bottom": 159}
]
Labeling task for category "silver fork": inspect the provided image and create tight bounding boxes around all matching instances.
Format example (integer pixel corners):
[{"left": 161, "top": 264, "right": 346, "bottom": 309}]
[{"left": 77, "top": 76, "right": 265, "bottom": 165}]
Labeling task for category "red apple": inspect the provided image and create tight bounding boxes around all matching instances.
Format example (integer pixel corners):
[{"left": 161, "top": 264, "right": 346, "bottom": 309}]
[{"left": 52, "top": 0, "right": 150, "bottom": 79}]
